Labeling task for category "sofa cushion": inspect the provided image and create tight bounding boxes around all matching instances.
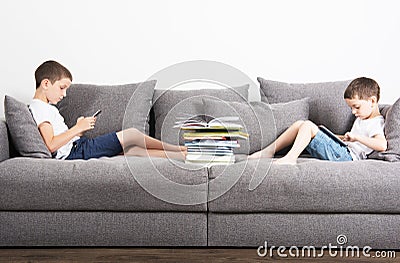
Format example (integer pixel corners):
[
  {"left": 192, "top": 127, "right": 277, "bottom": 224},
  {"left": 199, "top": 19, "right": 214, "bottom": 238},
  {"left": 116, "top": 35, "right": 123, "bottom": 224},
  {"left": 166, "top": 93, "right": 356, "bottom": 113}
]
[
  {"left": 208, "top": 158, "right": 400, "bottom": 213},
  {"left": 57, "top": 81, "right": 156, "bottom": 138},
  {"left": 0, "top": 212, "right": 207, "bottom": 247},
  {"left": 208, "top": 213, "right": 399, "bottom": 248},
  {"left": 0, "top": 156, "right": 207, "bottom": 212},
  {"left": 368, "top": 98, "right": 400, "bottom": 162},
  {"left": 3, "top": 96, "right": 51, "bottom": 158},
  {"left": 258, "top": 77, "right": 353, "bottom": 135},
  {"left": 202, "top": 98, "right": 309, "bottom": 154},
  {"left": 379, "top": 104, "right": 392, "bottom": 118},
  {"left": 152, "top": 85, "right": 249, "bottom": 145},
  {"left": 0, "top": 120, "right": 10, "bottom": 162}
]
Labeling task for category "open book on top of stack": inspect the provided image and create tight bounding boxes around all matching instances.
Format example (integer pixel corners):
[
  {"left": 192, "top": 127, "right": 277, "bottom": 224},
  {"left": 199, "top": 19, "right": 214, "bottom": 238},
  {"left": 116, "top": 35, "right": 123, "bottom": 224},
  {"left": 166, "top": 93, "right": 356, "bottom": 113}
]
[
  {"left": 174, "top": 116, "right": 249, "bottom": 166},
  {"left": 174, "top": 116, "right": 242, "bottom": 130}
]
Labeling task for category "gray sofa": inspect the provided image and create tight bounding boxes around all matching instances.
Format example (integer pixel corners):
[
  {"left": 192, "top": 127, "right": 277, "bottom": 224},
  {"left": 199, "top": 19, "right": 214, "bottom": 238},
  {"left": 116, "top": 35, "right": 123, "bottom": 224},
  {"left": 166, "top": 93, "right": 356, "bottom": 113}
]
[{"left": 1, "top": 78, "right": 400, "bottom": 249}]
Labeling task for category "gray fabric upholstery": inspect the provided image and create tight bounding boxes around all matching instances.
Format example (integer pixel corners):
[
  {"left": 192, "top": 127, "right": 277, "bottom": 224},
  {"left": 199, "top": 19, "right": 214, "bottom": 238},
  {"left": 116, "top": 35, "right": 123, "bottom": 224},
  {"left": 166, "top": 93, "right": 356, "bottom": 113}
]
[
  {"left": 369, "top": 98, "right": 400, "bottom": 162},
  {"left": 57, "top": 81, "right": 156, "bottom": 138},
  {"left": 258, "top": 77, "right": 354, "bottom": 135},
  {"left": 152, "top": 85, "right": 249, "bottom": 145},
  {"left": 4, "top": 96, "right": 51, "bottom": 158},
  {"left": 208, "top": 213, "right": 400, "bottom": 249},
  {"left": 0, "top": 120, "right": 9, "bottom": 162},
  {"left": 270, "top": 98, "right": 310, "bottom": 136},
  {"left": 0, "top": 156, "right": 207, "bottom": 212},
  {"left": 202, "top": 98, "right": 309, "bottom": 154},
  {"left": 209, "top": 158, "right": 400, "bottom": 213},
  {"left": 0, "top": 212, "right": 207, "bottom": 246},
  {"left": 1, "top": 85, "right": 399, "bottom": 248},
  {"left": 379, "top": 104, "right": 392, "bottom": 118}
]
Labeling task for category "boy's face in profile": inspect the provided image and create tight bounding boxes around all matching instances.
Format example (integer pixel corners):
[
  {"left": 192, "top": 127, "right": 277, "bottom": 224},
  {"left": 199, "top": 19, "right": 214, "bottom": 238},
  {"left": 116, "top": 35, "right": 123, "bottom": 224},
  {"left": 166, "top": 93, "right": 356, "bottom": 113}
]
[
  {"left": 345, "top": 95, "right": 376, "bottom": 120},
  {"left": 43, "top": 77, "right": 71, "bottom": 104}
]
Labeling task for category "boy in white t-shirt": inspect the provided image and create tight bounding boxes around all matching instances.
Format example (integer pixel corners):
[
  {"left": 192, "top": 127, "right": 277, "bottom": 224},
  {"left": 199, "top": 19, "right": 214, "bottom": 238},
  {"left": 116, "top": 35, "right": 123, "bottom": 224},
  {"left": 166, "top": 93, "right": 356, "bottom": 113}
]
[
  {"left": 249, "top": 77, "right": 387, "bottom": 164},
  {"left": 29, "top": 60, "right": 187, "bottom": 160}
]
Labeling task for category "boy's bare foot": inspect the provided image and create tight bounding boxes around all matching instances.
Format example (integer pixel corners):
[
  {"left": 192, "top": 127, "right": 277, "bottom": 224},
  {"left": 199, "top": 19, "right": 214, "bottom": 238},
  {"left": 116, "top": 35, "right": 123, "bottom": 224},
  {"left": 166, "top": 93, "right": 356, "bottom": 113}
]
[
  {"left": 248, "top": 149, "right": 274, "bottom": 159},
  {"left": 167, "top": 150, "right": 187, "bottom": 160},
  {"left": 179, "top": 146, "right": 187, "bottom": 152},
  {"left": 273, "top": 156, "right": 297, "bottom": 165}
]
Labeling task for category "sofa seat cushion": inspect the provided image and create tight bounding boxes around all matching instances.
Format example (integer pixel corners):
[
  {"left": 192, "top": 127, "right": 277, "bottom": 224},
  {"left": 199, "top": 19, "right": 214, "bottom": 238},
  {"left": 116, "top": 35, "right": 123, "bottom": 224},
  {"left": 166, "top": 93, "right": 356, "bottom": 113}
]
[
  {"left": 208, "top": 158, "right": 400, "bottom": 213},
  {"left": 0, "top": 156, "right": 207, "bottom": 212}
]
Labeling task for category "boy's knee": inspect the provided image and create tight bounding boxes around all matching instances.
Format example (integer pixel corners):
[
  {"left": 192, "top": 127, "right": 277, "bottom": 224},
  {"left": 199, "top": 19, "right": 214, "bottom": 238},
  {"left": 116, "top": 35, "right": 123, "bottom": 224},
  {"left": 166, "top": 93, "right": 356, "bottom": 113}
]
[
  {"left": 293, "top": 120, "right": 305, "bottom": 127},
  {"left": 117, "top": 127, "right": 140, "bottom": 144},
  {"left": 302, "top": 120, "right": 319, "bottom": 134},
  {"left": 131, "top": 127, "right": 139, "bottom": 132},
  {"left": 303, "top": 120, "right": 316, "bottom": 126},
  {"left": 126, "top": 127, "right": 140, "bottom": 136}
]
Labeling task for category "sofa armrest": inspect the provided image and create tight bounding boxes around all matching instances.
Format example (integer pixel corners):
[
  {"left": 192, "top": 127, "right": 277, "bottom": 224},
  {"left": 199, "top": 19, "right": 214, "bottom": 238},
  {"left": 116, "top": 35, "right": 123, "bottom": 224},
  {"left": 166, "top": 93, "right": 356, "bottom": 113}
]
[{"left": 0, "top": 120, "right": 10, "bottom": 162}]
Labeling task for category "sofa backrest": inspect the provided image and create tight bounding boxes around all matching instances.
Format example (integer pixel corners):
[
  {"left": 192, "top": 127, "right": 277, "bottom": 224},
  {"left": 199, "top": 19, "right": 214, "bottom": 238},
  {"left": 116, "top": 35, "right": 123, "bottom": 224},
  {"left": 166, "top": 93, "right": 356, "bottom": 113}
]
[
  {"left": 0, "top": 120, "right": 10, "bottom": 162},
  {"left": 57, "top": 81, "right": 156, "bottom": 139},
  {"left": 380, "top": 104, "right": 391, "bottom": 119},
  {"left": 0, "top": 103, "right": 394, "bottom": 163},
  {"left": 258, "top": 78, "right": 354, "bottom": 134}
]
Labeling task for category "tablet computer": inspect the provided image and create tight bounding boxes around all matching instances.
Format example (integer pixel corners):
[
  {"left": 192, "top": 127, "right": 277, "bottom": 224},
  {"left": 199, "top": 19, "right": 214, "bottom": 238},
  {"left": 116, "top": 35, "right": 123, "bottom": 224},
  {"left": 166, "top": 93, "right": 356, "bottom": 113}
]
[{"left": 318, "top": 125, "right": 347, "bottom": 147}]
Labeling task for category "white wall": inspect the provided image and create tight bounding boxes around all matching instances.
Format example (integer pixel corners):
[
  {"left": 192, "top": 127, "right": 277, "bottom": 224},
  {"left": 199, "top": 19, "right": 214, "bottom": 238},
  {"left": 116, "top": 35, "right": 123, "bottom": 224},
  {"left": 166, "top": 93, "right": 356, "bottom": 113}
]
[{"left": 1, "top": 0, "right": 399, "bottom": 118}]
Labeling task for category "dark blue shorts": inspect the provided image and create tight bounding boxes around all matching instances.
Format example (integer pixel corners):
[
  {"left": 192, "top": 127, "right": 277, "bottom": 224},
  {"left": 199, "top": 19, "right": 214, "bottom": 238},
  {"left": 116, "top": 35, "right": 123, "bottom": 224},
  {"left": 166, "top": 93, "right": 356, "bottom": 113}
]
[
  {"left": 66, "top": 132, "right": 123, "bottom": 160},
  {"left": 306, "top": 131, "right": 353, "bottom": 162}
]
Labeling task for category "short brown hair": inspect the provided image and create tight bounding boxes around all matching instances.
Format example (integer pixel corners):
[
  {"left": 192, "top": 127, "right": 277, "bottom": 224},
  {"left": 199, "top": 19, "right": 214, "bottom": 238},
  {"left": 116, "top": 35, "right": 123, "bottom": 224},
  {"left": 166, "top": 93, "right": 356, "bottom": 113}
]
[
  {"left": 35, "top": 60, "right": 72, "bottom": 89},
  {"left": 344, "top": 77, "right": 380, "bottom": 101}
]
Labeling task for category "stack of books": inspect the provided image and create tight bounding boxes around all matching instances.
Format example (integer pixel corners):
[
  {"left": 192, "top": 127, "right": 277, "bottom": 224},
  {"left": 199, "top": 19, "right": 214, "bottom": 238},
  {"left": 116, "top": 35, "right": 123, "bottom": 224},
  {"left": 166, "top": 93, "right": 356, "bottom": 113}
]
[{"left": 174, "top": 116, "right": 249, "bottom": 166}]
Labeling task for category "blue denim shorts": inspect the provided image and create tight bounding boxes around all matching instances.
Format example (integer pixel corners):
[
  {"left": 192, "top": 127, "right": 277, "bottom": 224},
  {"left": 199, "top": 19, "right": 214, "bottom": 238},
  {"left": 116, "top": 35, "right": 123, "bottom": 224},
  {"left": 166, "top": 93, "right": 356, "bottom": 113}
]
[
  {"left": 66, "top": 132, "right": 123, "bottom": 160},
  {"left": 306, "top": 131, "right": 352, "bottom": 162}
]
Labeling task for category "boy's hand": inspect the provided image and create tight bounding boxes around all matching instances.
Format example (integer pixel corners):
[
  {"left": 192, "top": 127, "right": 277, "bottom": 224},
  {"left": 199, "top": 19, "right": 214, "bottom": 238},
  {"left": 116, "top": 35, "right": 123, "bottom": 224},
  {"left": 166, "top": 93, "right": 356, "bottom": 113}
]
[
  {"left": 343, "top": 132, "right": 357, "bottom": 142},
  {"left": 76, "top": 117, "right": 84, "bottom": 136},
  {"left": 344, "top": 133, "right": 387, "bottom": 152},
  {"left": 75, "top": 116, "right": 96, "bottom": 135}
]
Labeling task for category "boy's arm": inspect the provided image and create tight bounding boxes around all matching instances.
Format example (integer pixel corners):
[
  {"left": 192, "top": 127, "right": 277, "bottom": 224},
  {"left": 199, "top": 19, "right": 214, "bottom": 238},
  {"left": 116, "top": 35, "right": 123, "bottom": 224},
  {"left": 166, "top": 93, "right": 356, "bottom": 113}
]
[
  {"left": 344, "top": 133, "right": 387, "bottom": 152},
  {"left": 38, "top": 117, "right": 95, "bottom": 153}
]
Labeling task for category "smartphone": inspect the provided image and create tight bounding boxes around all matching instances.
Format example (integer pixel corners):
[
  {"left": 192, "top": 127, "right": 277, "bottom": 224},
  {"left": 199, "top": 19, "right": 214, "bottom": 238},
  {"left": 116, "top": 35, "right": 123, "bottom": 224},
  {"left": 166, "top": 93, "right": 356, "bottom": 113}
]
[{"left": 92, "top": 110, "right": 102, "bottom": 117}]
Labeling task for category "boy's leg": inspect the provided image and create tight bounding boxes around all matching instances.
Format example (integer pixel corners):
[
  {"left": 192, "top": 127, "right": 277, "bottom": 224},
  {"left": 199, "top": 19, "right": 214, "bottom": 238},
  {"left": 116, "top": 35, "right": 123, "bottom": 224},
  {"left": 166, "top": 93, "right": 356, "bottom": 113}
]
[
  {"left": 124, "top": 146, "right": 186, "bottom": 160},
  {"left": 249, "top": 120, "right": 305, "bottom": 159},
  {"left": 116, "top": 128, "right": 186, "bottom": 152},
  {"left": 275, "top": 120, "right": 319, "bottom": 165}
]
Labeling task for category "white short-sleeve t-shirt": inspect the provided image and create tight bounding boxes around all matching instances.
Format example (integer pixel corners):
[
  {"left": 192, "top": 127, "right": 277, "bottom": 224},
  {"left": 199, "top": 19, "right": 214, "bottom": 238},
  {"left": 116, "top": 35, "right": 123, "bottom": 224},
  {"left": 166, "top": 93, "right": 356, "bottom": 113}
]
[
  {"left": 29, "top": 99, "right": 79, "bottom": 159},
  {"left": 347, "top": 116, "right": 385, "bottom": 160}
]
